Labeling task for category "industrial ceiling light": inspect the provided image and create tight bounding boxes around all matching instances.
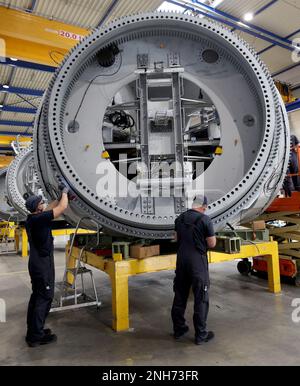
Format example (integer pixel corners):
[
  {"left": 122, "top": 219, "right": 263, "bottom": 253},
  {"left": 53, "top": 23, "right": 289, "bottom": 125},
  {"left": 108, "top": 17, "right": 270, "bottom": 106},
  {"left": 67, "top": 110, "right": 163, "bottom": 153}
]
[
  {"left": 10, "top": 57, "right": 18, "bottom": 61},
  {"left": 243, "top": 12, "right": 254, "bottom": 22},
  {"left": 34, "top": 12, "right": 289, "bottom": 238},
  {"left": 2, "top": 85, "right": 9, "bottom": 89}
]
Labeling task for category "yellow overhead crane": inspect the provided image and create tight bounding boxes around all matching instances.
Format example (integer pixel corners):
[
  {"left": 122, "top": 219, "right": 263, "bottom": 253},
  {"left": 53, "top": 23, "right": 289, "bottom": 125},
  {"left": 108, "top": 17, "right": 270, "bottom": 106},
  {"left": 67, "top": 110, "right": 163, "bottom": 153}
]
[
  {"left": 0, "top": 155, "right": 13, "bottom": 168},
  {"left": 0, "top": 7, "right": 89, "bottom": 66},
  {"left": 0, "top": 135, "right": 32, "bottom": 168},
  {"left": 0, "top": 135, "right": 31, "bottom": 147}
]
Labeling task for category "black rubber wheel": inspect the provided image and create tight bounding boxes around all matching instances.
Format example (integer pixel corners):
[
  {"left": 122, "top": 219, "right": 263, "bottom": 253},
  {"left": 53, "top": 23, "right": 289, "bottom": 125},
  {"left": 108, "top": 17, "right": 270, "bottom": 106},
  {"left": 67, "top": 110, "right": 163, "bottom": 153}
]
[{"left": 237, "top": 259, "right": 252, "bottom": 276}]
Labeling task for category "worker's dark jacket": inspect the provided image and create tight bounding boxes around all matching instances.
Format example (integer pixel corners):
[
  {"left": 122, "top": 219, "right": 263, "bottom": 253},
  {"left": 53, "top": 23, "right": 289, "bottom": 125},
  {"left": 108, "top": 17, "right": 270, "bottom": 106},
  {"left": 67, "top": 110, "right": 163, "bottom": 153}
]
[
  {"left": 25, "top": 210, "right": 55, "bottom": 341},
  {"left": 25, "top": 210, "right": 55, "bottom": 282},
  {"left": 175, "top": 209, "right": 215, "bottom": 276}
]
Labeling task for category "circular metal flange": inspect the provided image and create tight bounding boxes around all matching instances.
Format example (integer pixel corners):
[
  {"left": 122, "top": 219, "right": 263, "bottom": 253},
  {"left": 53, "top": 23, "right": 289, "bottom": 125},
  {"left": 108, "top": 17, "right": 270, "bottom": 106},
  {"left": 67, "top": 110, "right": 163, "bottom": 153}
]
[
  {"left": 34, "top": 12, "right": 290, "bottom": 238},
  {"left": 0, "top": 167, "right": 20, "bottom": 221},
  {"left": 6, "top": 145, "right": 43, "bottom": 219}
]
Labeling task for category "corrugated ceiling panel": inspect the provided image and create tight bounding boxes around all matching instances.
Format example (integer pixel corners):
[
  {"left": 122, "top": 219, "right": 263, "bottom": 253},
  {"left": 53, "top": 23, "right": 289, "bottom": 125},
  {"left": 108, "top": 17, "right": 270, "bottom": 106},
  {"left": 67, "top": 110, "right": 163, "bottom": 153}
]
[
  {"left": 293, "top": 89, "right": 300, "bottom": 99},
  {"left": 219, "top": 0, "right": 272, "bottom": 19},
  {"left": 0, "top": 0, "right": 31, "bottom": 9},
  {"left": 0, "top": 64, "right": 13, "bottom": 84},
  {"left": 252, "top": 0, "right": 300, "bottom": 37},
  {"left": 12, "top": 68, "right": 52, "bottom": 89},
  {"left": 0, "top": 111, "right": 34, "bottom": 121},
  {"left": 35, "top": 0, "right": 113, "bottom": 28},
  {"left": 3, "top": 93, "right": 41, "bottom": 108},
  {"left": 260, "top": 45, "right": 296, "bottom": 74},
  {"left": 233, "top": 30, "right": 271, "bottom": 52},
  {"left": 0, "top": 125, "right": 32, "bottom": 132},
  {"left": 274, "top": 65, "right": 300, "bottom": 86},
  {"left": 108, "top": 0, "right": 163, "bottom": 21},
  {"left": 289, "top": 109, "right": 300, "bottom": 132}
]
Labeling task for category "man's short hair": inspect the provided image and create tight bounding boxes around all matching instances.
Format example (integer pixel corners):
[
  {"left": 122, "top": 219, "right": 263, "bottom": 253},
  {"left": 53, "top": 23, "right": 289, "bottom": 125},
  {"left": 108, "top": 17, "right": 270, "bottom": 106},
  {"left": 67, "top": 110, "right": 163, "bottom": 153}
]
[{"left": 192, "top": 195, "right": 208, "bottom": 208}]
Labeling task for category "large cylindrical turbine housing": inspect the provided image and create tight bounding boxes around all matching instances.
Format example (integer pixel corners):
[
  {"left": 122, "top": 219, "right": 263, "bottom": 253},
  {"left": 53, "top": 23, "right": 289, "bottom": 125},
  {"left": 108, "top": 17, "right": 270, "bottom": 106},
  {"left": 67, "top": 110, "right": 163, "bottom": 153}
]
[{"left": 34, "top": 12, "right": 290, "bottom": 238}]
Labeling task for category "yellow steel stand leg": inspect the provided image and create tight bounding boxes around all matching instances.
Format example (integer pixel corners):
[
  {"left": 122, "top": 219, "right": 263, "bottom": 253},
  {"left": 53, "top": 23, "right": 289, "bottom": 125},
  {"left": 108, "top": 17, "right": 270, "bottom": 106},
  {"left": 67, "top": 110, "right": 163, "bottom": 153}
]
[
  {"left": 14, "top": 229, "right": 20, "bottom": 253},
  {"left": 66, "top": 243, "right": 76, "bottom": 285},
  {"left": 22, "top": 227, "right": 28, "bottom": 258},
  {"left": 109, "top": 261, "right": 130, "bottom": 332},
  {"left": 266, "top": 241, "right": 281, "bottom": 293}
]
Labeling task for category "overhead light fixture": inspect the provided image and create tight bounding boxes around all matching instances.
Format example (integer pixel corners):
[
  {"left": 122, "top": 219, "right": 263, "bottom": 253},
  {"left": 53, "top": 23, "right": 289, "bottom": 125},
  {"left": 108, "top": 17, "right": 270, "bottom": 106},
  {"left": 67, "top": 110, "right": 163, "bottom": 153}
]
[
  {"left": 10, "top": 57, "right": 18, "bottom": 61},
  {"left": 2, "top": 85, "right": 9, "bottom": 89},
  {"left": 243, "top": 12, "right": 254, "bottom": 22},
  {"left": 0, "top": 104, "right": 3, "bottom": 108}
]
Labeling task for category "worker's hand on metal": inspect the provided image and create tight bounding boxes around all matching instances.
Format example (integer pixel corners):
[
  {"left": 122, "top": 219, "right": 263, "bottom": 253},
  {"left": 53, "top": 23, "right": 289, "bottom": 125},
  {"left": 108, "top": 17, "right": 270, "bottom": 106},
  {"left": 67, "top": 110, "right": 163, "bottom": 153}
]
[
  {"left": 67, "top": 190, "right": 76, "bottom": 201},
  {"left": 58, "top": 182, "right": 69, "bottom": 194}
]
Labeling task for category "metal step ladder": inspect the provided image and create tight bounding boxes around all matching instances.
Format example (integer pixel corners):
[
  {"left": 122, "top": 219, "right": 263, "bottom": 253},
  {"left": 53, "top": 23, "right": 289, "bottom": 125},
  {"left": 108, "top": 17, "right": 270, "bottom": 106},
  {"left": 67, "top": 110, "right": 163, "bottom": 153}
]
[{"left": 51, "top": 217, "right": 101, "bottom": 312}]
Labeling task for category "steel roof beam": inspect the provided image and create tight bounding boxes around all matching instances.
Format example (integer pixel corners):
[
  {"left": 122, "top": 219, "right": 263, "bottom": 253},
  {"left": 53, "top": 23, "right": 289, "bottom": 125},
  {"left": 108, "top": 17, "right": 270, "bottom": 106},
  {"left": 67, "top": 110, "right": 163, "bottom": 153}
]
[
  {"left": 26, "top": 0, "right": 38, "bottom": 13},
  {"left": 0, "top": 131, "right": 32, "bottom": 136},
  {"left": 272, "top": 62, "right": 300, "bottom": 77},
  {"left": 286, "top": 100, "right": 300, "bottom": 113},
  {"left": 167, "top": 0, "right": 295, "bottom": 51},
  {"left": 259, "top": 28, "right": 300, "bottom": 55},
  {"left": 97, "top": 0, "right": 120, "bottom": 27},
  {"left": 231, "top": 0, "right": 279, "bottom": 32},
  {"left": 0, "top": 57, "right": 56, "bottom": 72},
  {"left": 0, "top": 120, "right": 33, "bottom": 127},
  {"left": 0, "top": 85, "right": 44, "bottom": 96},
  {"left": 0, "top": 105, "right": 37, "bottom": 114}
]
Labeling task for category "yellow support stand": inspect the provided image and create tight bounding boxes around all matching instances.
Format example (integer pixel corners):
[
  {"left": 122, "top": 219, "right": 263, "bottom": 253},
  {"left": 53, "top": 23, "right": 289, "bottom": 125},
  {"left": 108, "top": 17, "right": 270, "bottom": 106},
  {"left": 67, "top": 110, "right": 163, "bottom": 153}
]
[
  {"left": 208, "top": 241, "right": 281, "bottom": 293},
  {"left": 67, "top": 240, "right": 281, "bottom": 332},
  {"left": 21, "top": 227, "right": 28, "bottom": 258},
  {"left": 16, "top": 226, "right": 95, "bottom": 258}
]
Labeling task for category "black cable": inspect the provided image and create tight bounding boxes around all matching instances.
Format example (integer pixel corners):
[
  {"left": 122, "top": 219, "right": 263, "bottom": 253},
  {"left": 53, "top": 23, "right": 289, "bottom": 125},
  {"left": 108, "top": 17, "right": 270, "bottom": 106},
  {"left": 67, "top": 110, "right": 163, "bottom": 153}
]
[
  {"left": 48, "top": 50, "right": 65, "bottom": 66},
  {"left": 71, "top": 53, "right": 122, "bottom": 126},
  {"left": 14, "top": 94, "right": 40, "bottom": 108},
  {"left": 106, "top": 110, "right": 135, "bottom": 129}
]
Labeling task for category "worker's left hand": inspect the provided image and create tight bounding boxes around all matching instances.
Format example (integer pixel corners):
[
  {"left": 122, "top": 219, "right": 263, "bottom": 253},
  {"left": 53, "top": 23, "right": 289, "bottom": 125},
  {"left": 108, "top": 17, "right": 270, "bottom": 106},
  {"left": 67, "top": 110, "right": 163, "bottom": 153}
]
[
  {"left": 58, "top": 182, "right": 69, "bottom": 194},
  {"left": 67, "top": 190, "right": 76, "bottom": 201}
]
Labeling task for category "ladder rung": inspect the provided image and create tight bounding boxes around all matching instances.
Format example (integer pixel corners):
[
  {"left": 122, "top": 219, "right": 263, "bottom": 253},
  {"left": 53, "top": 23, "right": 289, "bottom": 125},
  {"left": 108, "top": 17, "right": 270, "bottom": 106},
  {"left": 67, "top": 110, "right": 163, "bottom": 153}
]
[
  {"left": 55, "top": 281, "right": 74, "bottom": 289},
  {"left": 66, "top": 267, "right": 91, "bottom": 274}
]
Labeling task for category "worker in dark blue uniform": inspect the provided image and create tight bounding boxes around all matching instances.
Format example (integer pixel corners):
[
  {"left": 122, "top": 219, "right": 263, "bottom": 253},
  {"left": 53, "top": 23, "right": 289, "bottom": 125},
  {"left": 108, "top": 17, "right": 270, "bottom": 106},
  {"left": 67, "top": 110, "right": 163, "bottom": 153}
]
[
  {"left": 289, "top": 135, "right": 300, "bottom": 191},
  {"left": 171, "top": 195, "right": 216, "bottom": 345},
  {"left": 25, "top": 184, "right": 69, "bottom": 347}
]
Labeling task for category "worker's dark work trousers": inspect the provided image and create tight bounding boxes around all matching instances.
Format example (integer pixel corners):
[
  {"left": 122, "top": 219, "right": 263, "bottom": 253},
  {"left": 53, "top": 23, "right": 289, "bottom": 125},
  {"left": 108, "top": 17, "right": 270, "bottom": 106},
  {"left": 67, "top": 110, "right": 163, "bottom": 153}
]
[
  {"left": 26, "top": 253, "right": 55, "bottom": 341},
  {"left": 171, "top": 255, "right": 209, "bottom": 338},
  {"left": 290, "top": 152, "right": 300, "bottom": 191}
]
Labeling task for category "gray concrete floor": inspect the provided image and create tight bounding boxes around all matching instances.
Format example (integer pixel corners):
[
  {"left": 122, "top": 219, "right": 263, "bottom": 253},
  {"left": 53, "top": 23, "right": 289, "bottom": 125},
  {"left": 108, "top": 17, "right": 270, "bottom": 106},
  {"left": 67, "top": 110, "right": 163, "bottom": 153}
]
[{"left": 0, "top": 240, "right": 300, "bottom": 366}]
